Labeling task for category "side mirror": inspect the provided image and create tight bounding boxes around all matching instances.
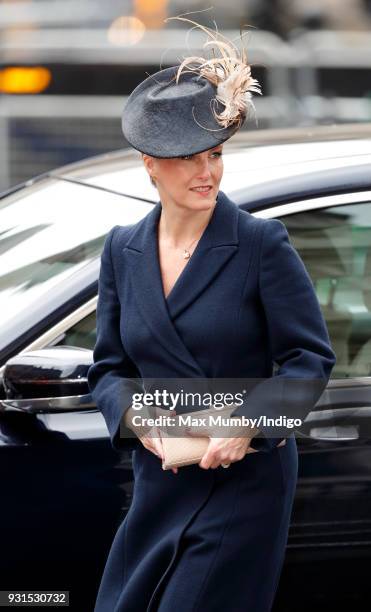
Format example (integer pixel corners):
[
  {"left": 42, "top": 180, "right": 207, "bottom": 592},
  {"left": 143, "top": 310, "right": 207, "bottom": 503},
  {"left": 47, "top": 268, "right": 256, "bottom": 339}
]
[{"left": 0, "top": 347, "right": 95, "bottom": 413}]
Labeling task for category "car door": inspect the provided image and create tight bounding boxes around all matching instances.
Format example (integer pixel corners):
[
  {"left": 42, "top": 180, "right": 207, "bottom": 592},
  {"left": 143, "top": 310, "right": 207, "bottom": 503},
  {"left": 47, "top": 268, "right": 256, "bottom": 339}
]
[
  {"left": 0, "top": 341, "right": 131, "bottom": 612},
  {"left": 259, "top": 191, "right": 371, "bottom": 609}
]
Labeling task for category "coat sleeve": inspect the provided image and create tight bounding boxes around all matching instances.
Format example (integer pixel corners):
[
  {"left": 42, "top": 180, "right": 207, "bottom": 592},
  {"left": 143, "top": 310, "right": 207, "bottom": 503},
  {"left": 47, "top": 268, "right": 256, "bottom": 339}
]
[
  {"left": 232, "top": 218, "right": 337, "bottom": 453},
  {"left": 87, "top": 225, "right": 142, "bottom": 453}
]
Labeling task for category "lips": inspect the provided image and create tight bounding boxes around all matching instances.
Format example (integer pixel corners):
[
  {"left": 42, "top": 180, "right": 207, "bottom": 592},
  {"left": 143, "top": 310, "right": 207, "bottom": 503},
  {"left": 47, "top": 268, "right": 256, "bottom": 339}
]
[{"left": 190, "top": 186, "right": 212, "bottom": 192}]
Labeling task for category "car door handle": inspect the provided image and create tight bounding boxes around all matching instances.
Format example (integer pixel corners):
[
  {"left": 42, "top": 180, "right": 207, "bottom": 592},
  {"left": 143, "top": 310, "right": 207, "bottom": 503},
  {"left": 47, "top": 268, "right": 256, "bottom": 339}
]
[
  {"left": 298, "top": 406, "right": 371, "bottom": 442},
  {"left": 307, "top": 424, "right": 359, "bottom": 441}
]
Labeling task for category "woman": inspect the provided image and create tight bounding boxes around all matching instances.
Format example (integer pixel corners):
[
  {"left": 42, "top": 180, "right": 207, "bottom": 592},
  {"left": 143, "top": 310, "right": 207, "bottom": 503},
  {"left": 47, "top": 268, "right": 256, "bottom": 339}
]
[{"left": 87, "top": 19, "right": 336, "bottom": 612}]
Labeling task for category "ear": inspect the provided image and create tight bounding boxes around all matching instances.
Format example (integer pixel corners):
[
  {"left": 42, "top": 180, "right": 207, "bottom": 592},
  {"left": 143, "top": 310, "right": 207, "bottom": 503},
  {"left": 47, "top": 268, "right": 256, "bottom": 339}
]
[{"left": 142, "top": 154, "right": 155, "bottom": 177}]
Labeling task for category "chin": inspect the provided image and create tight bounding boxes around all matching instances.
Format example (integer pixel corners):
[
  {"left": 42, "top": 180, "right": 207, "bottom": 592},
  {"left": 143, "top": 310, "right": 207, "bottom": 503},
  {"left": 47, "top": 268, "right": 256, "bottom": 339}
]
[{"left": 187, "top": 190, "right": 217, "bottom": 207}]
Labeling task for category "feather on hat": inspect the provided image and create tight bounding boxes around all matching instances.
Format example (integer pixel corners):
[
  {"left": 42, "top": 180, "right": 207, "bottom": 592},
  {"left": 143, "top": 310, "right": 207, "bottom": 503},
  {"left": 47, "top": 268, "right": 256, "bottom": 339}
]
[{"left": 165, "top": 15, "right": 262, "bottom": 129}]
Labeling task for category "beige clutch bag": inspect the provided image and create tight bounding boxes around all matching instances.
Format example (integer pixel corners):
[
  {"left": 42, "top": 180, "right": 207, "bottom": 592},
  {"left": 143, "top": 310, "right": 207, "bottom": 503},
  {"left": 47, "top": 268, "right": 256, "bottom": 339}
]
[{"left": 159, "top": 404, "right": 284, "bottom": 470}]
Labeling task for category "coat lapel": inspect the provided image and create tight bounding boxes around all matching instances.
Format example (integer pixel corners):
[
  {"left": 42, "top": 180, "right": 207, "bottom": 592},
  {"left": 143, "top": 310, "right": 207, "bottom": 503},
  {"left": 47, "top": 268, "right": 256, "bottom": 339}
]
[
  {"left": 122, "top": 191, "right": 240, "bottom": 376},
  {"left": 166, "top": 191, "right": 239, "bottom": 319}
]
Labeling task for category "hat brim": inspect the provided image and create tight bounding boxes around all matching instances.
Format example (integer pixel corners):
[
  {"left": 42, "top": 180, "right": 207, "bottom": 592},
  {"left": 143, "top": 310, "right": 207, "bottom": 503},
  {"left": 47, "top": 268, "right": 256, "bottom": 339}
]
[
  {"left": 121, "top": 66, "right": 244, "bottom": 158},
  {"left": 122, "top": 125, "right": 240, "bottom": 158}
]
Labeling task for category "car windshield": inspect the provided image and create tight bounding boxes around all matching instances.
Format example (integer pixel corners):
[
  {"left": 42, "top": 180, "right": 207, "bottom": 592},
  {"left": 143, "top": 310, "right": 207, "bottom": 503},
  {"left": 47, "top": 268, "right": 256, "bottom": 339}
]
[{"left": 0, "top": 178, "right": 154, "bottom": 354}]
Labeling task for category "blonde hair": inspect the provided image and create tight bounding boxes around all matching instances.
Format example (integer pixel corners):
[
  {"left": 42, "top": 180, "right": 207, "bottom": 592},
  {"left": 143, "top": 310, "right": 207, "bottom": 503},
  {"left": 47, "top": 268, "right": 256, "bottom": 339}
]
[{"left": 165, "top": 15, "right": 262, "bottom": 129}]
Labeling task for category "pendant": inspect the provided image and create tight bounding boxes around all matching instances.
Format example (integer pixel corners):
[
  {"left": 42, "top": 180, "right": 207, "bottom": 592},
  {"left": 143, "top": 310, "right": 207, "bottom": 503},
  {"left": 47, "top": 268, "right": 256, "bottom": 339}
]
[{"left": 183, "top": 250, "right": 191, "bottom": 259}]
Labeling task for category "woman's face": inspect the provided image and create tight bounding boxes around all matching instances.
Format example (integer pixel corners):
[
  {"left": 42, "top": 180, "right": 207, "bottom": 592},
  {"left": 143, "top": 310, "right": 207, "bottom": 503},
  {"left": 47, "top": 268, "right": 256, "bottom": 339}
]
[{"left": 142, "top": 144, "right": 224, "bottom": 212}]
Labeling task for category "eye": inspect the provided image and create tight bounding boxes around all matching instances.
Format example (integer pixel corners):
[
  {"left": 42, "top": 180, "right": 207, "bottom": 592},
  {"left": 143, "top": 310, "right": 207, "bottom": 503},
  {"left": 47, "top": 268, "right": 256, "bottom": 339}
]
[{"left": 179, "top": 151, "right": 222, "bottom": 161}]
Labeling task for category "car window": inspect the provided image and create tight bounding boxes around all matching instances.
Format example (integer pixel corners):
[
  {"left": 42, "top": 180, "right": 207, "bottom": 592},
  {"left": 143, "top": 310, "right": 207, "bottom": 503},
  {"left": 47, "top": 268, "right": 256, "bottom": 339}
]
[
  {"left": 0, "top": 177, "right": 153, "bottom": 352},
  {"left": 280, "top": 201, "right": 371, "bottom": 379},
  {"left": 55, "top": 311, "right": 96, "bottom": 350}
]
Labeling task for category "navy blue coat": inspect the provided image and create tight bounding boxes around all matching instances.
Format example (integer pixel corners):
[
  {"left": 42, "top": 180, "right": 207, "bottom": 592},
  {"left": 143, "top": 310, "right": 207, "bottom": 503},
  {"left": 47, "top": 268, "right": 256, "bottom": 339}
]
[{"left": 88, "top": 191, "right": 336, "bottom": 612}]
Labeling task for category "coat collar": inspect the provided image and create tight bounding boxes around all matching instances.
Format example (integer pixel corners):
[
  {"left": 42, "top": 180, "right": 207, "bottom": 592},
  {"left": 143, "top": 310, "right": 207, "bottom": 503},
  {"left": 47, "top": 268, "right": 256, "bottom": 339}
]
[
  {"left": 122, "top": 190, "right": 241, "bottom": 375},
  {"left": 125, "top": 189, "right": 239, "bottom": 254}
]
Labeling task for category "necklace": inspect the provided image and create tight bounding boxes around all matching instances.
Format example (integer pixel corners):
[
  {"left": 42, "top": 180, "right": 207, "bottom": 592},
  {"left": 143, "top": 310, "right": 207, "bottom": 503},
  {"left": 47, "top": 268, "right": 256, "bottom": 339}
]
[
  {"left": 182, "top": 212, "right": 214, "bottom": 258},
  {"left": 160, "top": 206, "right": 214, "bottom": 259},
  {"left": 183, "top": 236, "right": 200, "bottom": 259}
]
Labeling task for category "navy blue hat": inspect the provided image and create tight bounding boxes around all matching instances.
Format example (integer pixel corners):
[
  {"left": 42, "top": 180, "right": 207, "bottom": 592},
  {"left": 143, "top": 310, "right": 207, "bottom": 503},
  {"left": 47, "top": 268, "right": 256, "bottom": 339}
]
[{"left": 121, "top": 65, "right": 246, "bottom": 158}]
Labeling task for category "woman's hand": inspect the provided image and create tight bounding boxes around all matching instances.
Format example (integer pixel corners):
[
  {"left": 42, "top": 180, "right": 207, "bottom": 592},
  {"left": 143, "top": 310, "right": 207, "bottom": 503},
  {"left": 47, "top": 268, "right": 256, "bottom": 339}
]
[
  {"left": 186, "top": 419, "right": 286, "bottom": 468},
  {"left": 138, "top": 427, "right": 178, "bottom": 474},
  {"left": 185, "top": 418, "right": 260, "bottom": 469},
  {"left": 199, "top": 436, "right": 259, "bottom": 469},
  {"left": 124, "top": 405, "right": 178, "bottom": 474}
]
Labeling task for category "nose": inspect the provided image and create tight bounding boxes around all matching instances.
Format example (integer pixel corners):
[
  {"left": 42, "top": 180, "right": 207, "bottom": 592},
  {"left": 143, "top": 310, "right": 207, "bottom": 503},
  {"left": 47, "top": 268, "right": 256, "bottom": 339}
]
[{"left": 196, "top": 154, "right": 212, "bottom": 180}]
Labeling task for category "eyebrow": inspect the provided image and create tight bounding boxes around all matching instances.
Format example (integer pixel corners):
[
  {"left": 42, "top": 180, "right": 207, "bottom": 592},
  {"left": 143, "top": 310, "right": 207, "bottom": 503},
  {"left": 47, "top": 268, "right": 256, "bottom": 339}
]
[{"left": 181, "top": 145, "right": 222, "bottom": 159}]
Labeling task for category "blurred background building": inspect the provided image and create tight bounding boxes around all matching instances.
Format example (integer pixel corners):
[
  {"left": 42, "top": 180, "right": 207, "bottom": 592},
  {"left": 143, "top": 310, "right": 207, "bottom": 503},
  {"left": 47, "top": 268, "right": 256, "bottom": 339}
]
[{"left": 0, "top": 0, "right": 371, "bottom": 191}]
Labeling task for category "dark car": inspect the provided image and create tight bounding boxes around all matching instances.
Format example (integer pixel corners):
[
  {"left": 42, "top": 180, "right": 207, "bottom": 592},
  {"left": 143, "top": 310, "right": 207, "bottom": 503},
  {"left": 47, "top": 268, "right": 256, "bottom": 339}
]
[{"left": 1, "top": 124, "right": 371, "bottom": 612}]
